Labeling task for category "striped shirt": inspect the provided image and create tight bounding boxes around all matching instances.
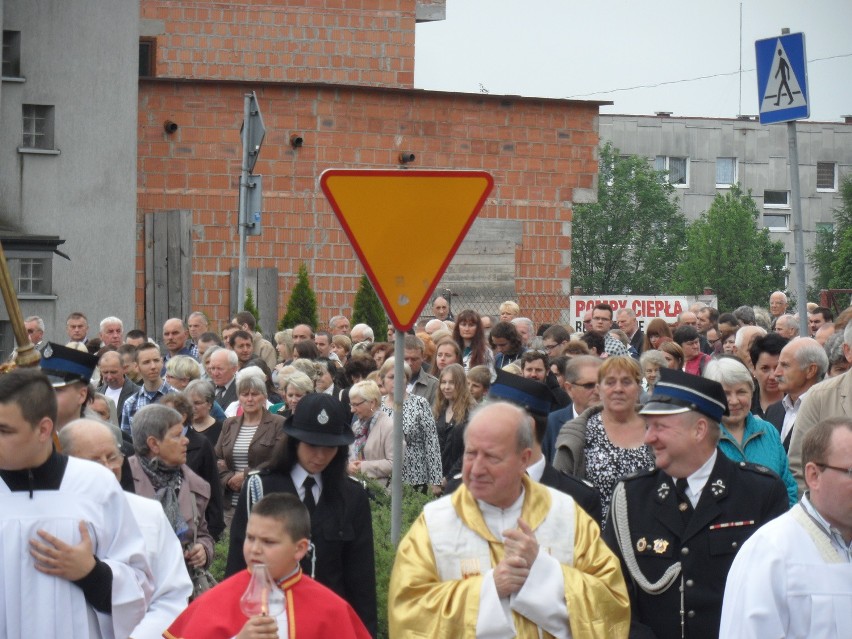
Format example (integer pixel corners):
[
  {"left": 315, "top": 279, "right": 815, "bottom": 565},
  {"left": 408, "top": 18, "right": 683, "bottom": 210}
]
[{"left": 231, "top": 425, "right": 258, "bottom": 505}]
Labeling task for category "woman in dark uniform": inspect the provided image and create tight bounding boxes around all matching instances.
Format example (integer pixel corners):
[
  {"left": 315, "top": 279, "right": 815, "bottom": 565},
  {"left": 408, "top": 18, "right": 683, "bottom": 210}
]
[{"left": 225, "top": 393, "right": 377, "bottom": 637}]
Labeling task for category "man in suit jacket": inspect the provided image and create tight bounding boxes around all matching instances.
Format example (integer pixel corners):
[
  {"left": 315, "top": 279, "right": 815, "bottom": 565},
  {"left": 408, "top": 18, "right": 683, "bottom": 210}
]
[
  {"left": 404, "top": 335, "right": 438, "bottom": 406},
  {"left": 97, "top": 350, "right": 139, "bottom": 417},
  {"left": 208, "top": 348, "right": 238, "bottom": 409},
  {"left": 764, "top": 337, "right": 828, "bottom": 453},
  {"left": 617, "top": 308, "right": 644, "bottom": 355},
  {"left": 542, "top": 356, "right": 602, "bottom": 463},
  {"left": 788, "top": 324, "right": 852, "bottom": 493},
  {"left": 604, "top": 368, "right": 788, "bottom": 639}
]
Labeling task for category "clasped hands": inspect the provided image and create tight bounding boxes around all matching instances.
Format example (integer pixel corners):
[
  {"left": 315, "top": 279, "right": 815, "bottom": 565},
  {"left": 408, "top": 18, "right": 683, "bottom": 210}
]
[{"left": 494, "top": 518, "right": 539, "bottom": 599}]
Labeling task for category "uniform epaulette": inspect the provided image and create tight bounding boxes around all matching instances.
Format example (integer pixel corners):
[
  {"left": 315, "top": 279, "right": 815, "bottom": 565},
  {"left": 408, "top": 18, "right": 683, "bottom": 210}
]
[
  {"left": 247, "top": 468, "right": 266, "bottom": 477},
  {"left": 348, "top": 475, "right": 367, "bottom": 488},
  {"left": 552, "top": 468, "right": 597, "bottom": 489},
  {"left": 736, "top": 460, "right": 775, "bottom": 476},
  {"left": 622, "top": 465, "right": 657, "bottom": 481}
]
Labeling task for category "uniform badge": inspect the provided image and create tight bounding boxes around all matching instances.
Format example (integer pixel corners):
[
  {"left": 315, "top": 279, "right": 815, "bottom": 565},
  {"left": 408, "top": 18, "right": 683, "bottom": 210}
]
[
  {"left": 317, "top": 409, "right": 329, "bottom": 425},
  {"left": 678, "top": 501, "right": 689, "bottom": 512},
  {"left": 636, "top": 537, "right": 647, "bottom": 552},
  {"left": 43, "top": 344, "right": 53, "bottom": 358},
  {"left": 653, "top": 539, "right": 669, "bottom": 554},
  {"left": 657, "top": 482, "right": 670, "bottom": 500},
  {"left": 709, "top": 479, "right": 726, "bottom": 497}
]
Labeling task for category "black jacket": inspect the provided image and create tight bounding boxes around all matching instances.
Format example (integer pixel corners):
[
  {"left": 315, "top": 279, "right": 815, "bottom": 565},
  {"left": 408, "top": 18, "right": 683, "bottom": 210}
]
[
  {"left": 539, "top": 463, "right": 603, "bottom": 525},
  {"left": 97, "top": 377, "right": 139, "bottom": 418},
  {"left": 214, "top": 380, "right": 237, "bottom": 409},
  {"left": 185, "top": 427, "right": 225, "bottom": 541},
  {"left": 225, "top": 470, "right": 377, "bottom": 637},
  {"left": 763, "top": 400, "right": 792, "bottom": 451},
  {"left": 602, "top": 452, "right": 788, "bottom": 639}
]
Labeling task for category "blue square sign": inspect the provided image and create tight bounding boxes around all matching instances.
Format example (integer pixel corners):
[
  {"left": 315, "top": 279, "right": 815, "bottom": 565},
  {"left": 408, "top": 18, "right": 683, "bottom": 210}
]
[{"left": 755, "top": 32, "right": 809, "bottom": 125}]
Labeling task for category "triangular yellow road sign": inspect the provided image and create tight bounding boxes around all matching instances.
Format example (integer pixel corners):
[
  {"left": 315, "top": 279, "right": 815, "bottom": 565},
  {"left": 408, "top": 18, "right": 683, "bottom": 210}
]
[{"left": 320, "top": 169, "right": 494, "bottom": 331}]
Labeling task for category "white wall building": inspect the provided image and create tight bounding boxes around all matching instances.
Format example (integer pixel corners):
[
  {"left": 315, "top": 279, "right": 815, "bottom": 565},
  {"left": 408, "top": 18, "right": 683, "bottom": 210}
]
[
  {"left": 0, "top": 0, "right": 139, "bottom": 357},
  {"left": 600, "top": 113, "right": 852, "bottom": 290}
]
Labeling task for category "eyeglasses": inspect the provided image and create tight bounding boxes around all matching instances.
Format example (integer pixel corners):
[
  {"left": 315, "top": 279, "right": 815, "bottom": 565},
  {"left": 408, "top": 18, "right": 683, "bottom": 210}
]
[
  {"left": 571, "top": 382, "right": 597, "bottom": 390},
  {"left": 350, "top": 399, "right": 367, "bottom": 408},
  {"left": 543, "top": 342, "right": 563, "bottom": 352},
  {"left": 815, "top": 463, "right": 852, "bottom": 478}
]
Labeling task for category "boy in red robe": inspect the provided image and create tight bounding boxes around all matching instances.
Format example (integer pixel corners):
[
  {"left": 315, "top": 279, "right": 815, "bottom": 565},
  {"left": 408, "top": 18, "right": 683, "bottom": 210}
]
[{"left": 164, "top": 494, "right": 370, "bottom": 639}]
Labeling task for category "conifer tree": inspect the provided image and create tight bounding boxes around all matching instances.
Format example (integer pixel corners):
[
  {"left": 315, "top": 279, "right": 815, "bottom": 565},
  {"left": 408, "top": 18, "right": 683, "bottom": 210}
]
[
  {"left": 279, "top": 263, "right": 319, "bottom": 330},
  {"left": 242, "top": 287, "right": 260, "bottom": 325},
  {"left": 352, "top": 274, "right": 389, "bottom": 341}
]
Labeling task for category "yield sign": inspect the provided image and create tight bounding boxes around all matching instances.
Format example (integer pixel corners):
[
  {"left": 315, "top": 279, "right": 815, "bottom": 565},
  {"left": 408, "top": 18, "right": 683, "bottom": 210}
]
[{"left": 320, "top": 169, "right": 494, "bottom": 331}]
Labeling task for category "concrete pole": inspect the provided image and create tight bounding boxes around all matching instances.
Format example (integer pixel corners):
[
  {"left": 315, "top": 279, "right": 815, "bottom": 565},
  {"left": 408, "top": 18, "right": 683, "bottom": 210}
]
[{"left": 391, "top": 329, "right": 405, "bottom": 545}]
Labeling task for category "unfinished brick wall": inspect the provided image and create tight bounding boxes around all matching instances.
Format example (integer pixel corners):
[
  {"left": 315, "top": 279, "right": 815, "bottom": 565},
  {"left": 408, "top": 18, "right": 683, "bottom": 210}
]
[
  {"left": 141, "top": 0, "right": 417, "bottom": 88},
  {"left": 136, "top": 0, "right": 601, "bottom": 332},
  {"left": 137, "top": 80, "right": 600, "bottom": 331}
]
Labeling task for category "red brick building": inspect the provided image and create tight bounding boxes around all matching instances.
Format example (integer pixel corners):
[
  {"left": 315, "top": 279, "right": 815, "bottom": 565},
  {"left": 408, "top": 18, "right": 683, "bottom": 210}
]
[{"left": 137, "top": 0, "right": 604, "bottom": 336}]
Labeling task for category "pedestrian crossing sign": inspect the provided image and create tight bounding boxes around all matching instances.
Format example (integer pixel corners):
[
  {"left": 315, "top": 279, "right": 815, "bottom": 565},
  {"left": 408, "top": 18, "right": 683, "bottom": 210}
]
[{"left": 755, "top": 32, "right": 809, "bottom": 124}]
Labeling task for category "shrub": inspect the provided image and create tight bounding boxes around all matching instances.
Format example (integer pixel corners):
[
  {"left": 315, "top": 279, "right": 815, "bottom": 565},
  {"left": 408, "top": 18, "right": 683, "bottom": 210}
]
[{"left": 279, "top": 263, "right": 319, "bottom": 330}]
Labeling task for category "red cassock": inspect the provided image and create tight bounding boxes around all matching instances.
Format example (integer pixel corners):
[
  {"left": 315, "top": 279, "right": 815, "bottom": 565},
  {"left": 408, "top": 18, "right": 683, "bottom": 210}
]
[{"left": 163, "top": 568, "right": 371, "bottom": 639}]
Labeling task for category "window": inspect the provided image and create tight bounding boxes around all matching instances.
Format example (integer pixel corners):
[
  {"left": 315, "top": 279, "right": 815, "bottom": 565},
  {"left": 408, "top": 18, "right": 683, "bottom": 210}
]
[
  {"left": 139, "top": 38, "right": 156, "bottom": 77},
  {"left": 0, "top": 322, "right": 11, "bottom": 363},
  {"left": 763, "top": 190, "right": 790, "bottom": 208},
  {"left": 2, "top": 30, "right": 21, "bottom": 78},
  {"left": 655, "top": 156, "right": 689, "bottom": 186},
  {"left": 715, "top": 157, "right": 737, "bottom": 187},
  {"left": 6, "top": 255, "right": 52, "bottom": 295},
  {"left": 763, "top": 213, "right": 790, "bottom": 231},
  {"left": 21, "top": 104, "right": 54, "bottom": 150},
  {"left": 816, "top": 162, "right": 837, "bottom": 191},
  {"left": 816, "top": 222, "right": 834, "bottom": 234}
]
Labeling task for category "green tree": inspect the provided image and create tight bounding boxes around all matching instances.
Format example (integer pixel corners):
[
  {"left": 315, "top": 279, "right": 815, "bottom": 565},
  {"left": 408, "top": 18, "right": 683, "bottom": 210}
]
[
  {"left": 352, "top": 274, "right": 388, "bottom": 341},
  {"left": 674, "top": 185, "right": 788, "bottom": 311},
  {"left": 278, "top": 263, "right": 319, "bottom": 330},
  {"left": 242, "top": 287, "right": 260, "bottom": 325},
  {"left": 572, "top": 142, "right": 687, "bottom": 294},
  {"left": 808, "top": 174, "right": 852, "bottom": 304}
]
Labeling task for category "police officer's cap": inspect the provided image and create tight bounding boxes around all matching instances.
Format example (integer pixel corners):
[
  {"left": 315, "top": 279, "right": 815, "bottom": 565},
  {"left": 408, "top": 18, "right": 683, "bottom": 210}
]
[
  {"left": 39, "top": 342, "right": 98, "bottom": 388},
  {"left": 639, "top": 367, "right": 729, "bottom": 422}
]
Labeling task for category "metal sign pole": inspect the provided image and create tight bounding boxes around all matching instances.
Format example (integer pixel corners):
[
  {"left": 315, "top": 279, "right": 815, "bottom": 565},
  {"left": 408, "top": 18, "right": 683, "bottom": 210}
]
[
  {"left": 391, "top": 329, "right": 405, "bottom": 545},
  {"left": 237, "top": 93, "right": 251, "bottom": 309},
  {"left": 787, "top": 121, "right": 808, "bottom": 336}
]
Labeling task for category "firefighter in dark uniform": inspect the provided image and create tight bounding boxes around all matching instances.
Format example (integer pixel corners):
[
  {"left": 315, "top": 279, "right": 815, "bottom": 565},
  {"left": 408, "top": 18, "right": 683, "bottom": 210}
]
[{"left": 603, "top": 368, "right": 788, "bottom": 639}]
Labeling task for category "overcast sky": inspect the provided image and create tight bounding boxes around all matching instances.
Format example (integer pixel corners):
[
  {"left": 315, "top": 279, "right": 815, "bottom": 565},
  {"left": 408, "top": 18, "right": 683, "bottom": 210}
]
[{"left": 414, "top": 0, "right": 852, "bottom": 122}]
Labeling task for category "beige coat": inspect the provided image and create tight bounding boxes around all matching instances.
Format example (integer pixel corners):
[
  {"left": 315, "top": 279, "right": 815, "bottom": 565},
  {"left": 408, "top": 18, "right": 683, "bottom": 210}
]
[
  {"left": 788, "top": 370, "right": 852, "bottom": 494},
  {"left": 358, "top": 410, "right": 397, "bottom": 483}
]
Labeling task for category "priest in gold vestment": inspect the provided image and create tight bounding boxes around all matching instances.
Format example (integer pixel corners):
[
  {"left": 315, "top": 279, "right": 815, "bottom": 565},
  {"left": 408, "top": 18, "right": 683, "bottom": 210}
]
[{"left": 389, "top": 402, "right": 630, "bottom": 638}]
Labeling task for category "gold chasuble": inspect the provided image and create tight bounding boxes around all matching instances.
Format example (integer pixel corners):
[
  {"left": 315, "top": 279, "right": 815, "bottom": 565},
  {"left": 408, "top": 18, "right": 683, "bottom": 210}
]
[{"left": 388, "top": 476, "right": 629, "bottom": 638}]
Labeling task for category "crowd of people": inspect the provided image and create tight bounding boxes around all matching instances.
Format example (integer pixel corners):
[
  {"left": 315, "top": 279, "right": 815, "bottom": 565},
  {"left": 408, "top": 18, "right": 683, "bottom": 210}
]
[{"left": 1, "top": 291, "right": 850, "bottom": 638}]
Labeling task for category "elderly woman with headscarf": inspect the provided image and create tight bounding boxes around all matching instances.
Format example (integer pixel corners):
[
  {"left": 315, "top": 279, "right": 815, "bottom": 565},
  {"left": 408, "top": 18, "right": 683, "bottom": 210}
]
[
  {"left": 215, "top": 366, "right": 285, "bottom": 518},
  {"left": 128, "top": 403, "right": 214, "bottom": 570}
]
